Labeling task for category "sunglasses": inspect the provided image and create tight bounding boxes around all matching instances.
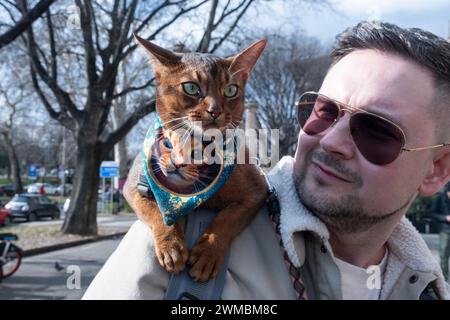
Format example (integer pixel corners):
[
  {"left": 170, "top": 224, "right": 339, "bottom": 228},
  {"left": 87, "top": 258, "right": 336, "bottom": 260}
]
[{"left": 296, "top": 91, "right": 450, "bottom": 165}]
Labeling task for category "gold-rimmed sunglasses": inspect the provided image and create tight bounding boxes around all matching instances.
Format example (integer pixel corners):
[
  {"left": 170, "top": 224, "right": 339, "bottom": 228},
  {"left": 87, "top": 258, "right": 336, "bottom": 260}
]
[{"left": 296, "top": 91, "right": 450, "bottom": 165}]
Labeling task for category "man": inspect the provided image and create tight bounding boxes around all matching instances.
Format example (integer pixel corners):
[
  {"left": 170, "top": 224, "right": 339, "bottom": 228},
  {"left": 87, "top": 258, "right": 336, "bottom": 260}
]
[
  {"left": 431, "top": 182, "right": 450, "bottom": 280},
  {"left": 83, "top": 21, "right": 450, "bottom": 299}
]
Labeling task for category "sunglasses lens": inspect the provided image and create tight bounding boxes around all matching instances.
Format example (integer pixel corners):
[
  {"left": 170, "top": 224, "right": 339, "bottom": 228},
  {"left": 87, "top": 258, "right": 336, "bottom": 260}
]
[
  {"left": 297, "top": 93, "right": 339, "bottom": 135},
  {"left": 350, "top": 113, "right": 404, "bottom": 165}
]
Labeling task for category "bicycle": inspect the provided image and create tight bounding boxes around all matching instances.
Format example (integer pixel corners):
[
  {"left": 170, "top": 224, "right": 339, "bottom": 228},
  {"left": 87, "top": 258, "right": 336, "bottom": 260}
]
[{"left": 0, "top": 233, "right": 22, "bottom": 282}]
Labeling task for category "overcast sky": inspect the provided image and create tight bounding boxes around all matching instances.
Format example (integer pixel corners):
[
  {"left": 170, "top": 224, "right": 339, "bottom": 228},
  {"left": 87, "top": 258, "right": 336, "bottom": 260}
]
[{"left": 258, "top": 0, "right": 450, "bottom": 46}]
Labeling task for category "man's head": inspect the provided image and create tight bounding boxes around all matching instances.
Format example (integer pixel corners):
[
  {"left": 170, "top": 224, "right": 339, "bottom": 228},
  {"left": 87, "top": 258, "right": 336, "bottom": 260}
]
[{"left": 293, "top": 21, "right": 450, "bottom": 233}]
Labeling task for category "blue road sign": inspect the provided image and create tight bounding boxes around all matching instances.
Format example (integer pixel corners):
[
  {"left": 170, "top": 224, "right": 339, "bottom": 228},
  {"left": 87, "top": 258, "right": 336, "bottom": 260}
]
[
  {"left": 28, "top": 164, "right": 37, "bottom": 179},
  {"left": 100, "top": 166, "right": 119, "bottom": 178}
]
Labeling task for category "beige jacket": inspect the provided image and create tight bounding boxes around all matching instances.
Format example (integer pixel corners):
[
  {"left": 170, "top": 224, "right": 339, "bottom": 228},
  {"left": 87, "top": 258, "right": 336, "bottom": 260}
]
[{"left": 83, "top": 156, "right": 450, "bottom": 300}]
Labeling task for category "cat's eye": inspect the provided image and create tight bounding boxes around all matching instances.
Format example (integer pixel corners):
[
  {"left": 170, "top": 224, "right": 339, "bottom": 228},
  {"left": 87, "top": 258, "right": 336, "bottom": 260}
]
[
  {"left": 224, "top": 84, "right": 238, "bottom": 98},
  {"left": 182, "top": 82, "right": 201, "bottom": 96}
]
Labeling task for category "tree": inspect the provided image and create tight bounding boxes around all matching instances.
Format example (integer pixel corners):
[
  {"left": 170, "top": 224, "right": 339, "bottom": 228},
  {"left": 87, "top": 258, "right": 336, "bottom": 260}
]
[
  {"left": 0, "top": 86, "right": 26, "bottom": 194},
  {"left": 0, "top": 0, "right": 56, "bottom": 49},
  {"left": 248, "top": 33, "right": 331, "bottom": 156},
  {"left": 21, "top": 0, "right": 262, "bottom": 235}
]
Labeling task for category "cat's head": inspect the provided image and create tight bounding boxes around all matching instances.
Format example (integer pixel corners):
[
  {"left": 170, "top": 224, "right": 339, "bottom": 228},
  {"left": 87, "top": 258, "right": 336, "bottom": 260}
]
[{"left": 135, "top": 34, "right": 266, "bottom": 134}]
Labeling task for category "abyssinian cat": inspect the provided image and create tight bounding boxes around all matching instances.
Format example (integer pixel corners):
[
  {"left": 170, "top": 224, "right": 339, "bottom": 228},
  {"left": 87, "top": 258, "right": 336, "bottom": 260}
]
[{"left": 130, "top": 34, "right": 268, "bottom": 282}]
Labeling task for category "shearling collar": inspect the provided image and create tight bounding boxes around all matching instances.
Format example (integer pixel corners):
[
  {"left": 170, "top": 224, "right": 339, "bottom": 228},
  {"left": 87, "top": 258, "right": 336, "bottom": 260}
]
[{"left": 267, "top": 156, "right": 450, "bottom": 299}]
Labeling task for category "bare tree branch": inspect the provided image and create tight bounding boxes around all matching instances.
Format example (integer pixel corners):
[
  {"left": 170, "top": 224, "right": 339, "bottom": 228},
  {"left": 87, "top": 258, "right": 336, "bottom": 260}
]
[
  {"left": 29, "top": 62, "right": 76, "bottom": 131},
  {"left": 0, "top": 0, "right": 56, "bottom": 50},
  {"left": 101, "top": 100, "right": 156, "bottom": 154},
  {"left": 25, "top": 12, "right": 84, "bottom": 123},
  {"left": 196, "top": 0, "right": 219, "bottom": 53},
  {"left": 131, "top": 0, "right": 181, "bottom": 36},
  {"left": 120, "top": 0, "right": 209, "bottom": 61},
  {"left": 0, "top": 2, "right": 19, "bottom": 24},
  {"left": 46, "top": 9, "right": 57, "bottom": 81},
  {"left": 27, "top": 37, "right": 84, "bottom": 123},
  {"left": 112, "top": 77, "right": 155, "bottom": 99},
  {"left": 76, "top": 0, "right": 99, "bottom": 87},
  {"left": 213, "top": 0, "right": 247, "bottom": 30},
  {"left": 209, "top": 0, "right": 253, "bottom": 53}
]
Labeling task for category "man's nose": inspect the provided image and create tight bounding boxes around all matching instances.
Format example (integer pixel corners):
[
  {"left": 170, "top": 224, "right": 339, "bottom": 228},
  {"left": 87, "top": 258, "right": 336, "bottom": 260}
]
[
  {"left": 207, "top": 104, "right": 222, "bottom": 120},
  {"left": 319, "top": 116, "right": 355, "bottom": 160}
]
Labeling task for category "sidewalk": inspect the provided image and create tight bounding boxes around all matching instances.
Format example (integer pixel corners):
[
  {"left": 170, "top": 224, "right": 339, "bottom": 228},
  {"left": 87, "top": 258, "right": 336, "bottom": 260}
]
[{"left": 1, "top": 213, "right": 137, "bottom": 257}]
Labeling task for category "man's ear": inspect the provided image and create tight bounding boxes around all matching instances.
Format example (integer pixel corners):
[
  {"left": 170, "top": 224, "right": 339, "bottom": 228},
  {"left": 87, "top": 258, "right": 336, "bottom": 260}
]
[
  {"left": 226, "top": 39, "right": 267, "bottom": 82},
  {"left": 418, "top": 147, "right": 450, "bottom": 196},
  {"left": 133, "top": 33, "right": 181, "bottom": 66}
]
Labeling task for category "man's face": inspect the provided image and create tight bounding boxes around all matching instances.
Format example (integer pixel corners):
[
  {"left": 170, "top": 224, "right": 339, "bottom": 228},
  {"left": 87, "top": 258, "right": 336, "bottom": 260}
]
[{"left": 294, "top": 49, "right": 437, "bottom": 233}]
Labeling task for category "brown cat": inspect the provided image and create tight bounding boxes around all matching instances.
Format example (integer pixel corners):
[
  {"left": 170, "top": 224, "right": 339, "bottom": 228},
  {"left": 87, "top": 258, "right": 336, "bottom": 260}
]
[{"left": 126, "top": 34, "right": 268, "bottom": 282}]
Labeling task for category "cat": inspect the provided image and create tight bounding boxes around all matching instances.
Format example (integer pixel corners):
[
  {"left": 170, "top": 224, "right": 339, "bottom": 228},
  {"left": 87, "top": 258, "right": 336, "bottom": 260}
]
[{"left": 130, "top": 34, "right": 268, "bottom": 282}]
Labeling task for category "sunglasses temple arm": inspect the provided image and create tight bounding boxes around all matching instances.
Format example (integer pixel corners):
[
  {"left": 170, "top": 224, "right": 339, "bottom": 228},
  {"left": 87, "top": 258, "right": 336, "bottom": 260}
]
[{"left": 403, "top": 143, "right": 450, "bottom": 152}]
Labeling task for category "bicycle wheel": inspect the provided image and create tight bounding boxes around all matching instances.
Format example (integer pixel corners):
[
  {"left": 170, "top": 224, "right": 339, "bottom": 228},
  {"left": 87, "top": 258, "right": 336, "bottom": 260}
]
[{"left": 2, "top": 244, "right": 22, "bottom": 278}]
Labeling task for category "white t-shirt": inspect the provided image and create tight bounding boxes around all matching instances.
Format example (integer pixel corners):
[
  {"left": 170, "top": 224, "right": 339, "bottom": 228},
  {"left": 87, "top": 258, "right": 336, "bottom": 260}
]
[{"left": 334, "top": 249, "right": 388, "bottom": 300}]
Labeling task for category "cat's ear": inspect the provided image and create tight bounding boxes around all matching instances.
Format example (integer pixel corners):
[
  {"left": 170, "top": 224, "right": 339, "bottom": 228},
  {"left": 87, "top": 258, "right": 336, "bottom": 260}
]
[
  {"left": 134, "top": 33, "right": 181, "bottom": 66},
  {"left": 227, "top": 39, "right": 267, "bottom": 81}
]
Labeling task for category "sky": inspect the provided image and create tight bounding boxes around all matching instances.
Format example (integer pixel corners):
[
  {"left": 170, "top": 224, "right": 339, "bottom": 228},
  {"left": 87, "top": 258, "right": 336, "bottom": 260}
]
[{"left": 258, "top": 0, "right": 450, "bottom": 46}]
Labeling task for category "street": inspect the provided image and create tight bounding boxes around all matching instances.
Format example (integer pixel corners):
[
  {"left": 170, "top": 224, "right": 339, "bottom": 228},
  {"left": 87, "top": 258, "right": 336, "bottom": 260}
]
[{"left": 0, "top": 237, "right": 123, "bottom": 300}]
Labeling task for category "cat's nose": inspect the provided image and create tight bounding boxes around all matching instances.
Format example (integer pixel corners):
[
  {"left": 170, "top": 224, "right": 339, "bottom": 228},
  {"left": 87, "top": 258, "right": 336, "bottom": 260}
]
[{"left": 207, "top": 105, "right": 222, "bottom": 120}]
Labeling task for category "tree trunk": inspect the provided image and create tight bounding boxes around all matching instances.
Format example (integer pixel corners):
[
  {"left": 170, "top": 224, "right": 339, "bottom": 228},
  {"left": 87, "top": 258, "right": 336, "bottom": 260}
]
[
  {"left": 6, "top": 162, "right": 11, "bottom": 181},
  {"left": 115, "top": 134, "right": 128, "bottom": 179},
  {"left": 112, "top": 97, "right": 129, "bottom": 181},
  {"left": 61, "top": 138, "right": 101, "bottom": 235},
  {"left": 1, "top": 133, "right": 23, "bottom": 193},
  {"left": 113, "top": 60, "right": 129, "bottom": 187}
]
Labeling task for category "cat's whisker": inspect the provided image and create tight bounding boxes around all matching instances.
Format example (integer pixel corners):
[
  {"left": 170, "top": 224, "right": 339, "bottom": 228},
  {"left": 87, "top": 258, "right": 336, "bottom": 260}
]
[
  {"left": 165, "top": 122, "right": 187, "bottom": 132},
  {"left": 160, "top": 114, "right": 188, "bottom": 121},
  {"left": 157, "top": 111, "right": 181, "bottom": 115},
  {"left": 160, "top": 117, "right": 190, "bottom": 132},
  {"left": 181, "top": 119, "right": 194, "bottom": 131},
  {"left": 160, "top": 116, "right": 188, "bottom": 127},
  {"left": 195, "top": 178, "right": 209, "bottom": 189},
  {"left": 198, "top": 172, "right": 215, "bottom": 181},
  {"left": 181, "top": 127, "right": 194, "bottom": 148}
]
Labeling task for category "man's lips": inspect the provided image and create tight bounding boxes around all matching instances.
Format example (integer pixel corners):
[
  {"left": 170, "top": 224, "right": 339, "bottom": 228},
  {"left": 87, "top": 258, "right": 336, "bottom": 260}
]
[{"left": 312, "top": 161, "right": 352, "bottom": 183}]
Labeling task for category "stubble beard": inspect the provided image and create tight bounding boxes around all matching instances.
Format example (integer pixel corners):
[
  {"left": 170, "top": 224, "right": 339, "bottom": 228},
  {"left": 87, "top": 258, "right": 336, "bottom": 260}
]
[{"left": 294, "top": 152, "right": 411, "bottom": 234}]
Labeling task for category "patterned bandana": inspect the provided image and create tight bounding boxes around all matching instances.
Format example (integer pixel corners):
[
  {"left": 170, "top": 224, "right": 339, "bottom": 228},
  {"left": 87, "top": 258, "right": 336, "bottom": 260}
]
[{"left": 141, "top": 115, "right": 235, "bottom": 226}]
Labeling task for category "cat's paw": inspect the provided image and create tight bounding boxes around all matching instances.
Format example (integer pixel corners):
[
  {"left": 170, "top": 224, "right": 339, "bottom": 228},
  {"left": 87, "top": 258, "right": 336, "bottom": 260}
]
[
  {"left": 159, "top": 153, "right": 176, "bottom": 176},
  {"left": 154, "top": 225, "right": 189, "bottom": 274},
  {"left": 188, "top": 233, "right": 227, "bottom": 282},
  {"left": 178, "top": 165, "right": 199, "bottom": 181}
]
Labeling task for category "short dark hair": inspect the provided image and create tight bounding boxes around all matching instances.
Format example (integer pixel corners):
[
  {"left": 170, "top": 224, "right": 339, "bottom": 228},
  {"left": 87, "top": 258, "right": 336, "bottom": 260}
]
[{"left": 331, "top": 21, "right": 450, "bottom": 141}]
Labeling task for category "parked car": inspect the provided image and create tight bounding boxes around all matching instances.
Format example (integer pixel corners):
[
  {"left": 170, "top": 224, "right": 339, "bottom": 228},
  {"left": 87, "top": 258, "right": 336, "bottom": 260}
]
[
  {"left": 56, "top": 184, "right": 73, "bottom": 195},
  {"left": 0, "top": 184, "right": 16, "bottom": 197},
  {"left": 5, "top": 194, "right": 60, "bottom": 221},
  {"left": 0, "top": 200, "right": 13, "bottom": 227},
  {"left": 26, "top": 183, "right": 59, "bottom": 195}
]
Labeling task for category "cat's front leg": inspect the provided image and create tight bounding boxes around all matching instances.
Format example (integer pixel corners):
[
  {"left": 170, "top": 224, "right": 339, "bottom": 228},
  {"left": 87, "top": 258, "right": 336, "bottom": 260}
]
[
  {"left": 124, "top": 153, "right": 189, "bottom": 274},
  {"left": 132, "top": 191, "right": 189, "bottom": 274},
  {"left": 153, "top": 220, "right": 189, "bottom": 274},
  {"left": 187, "top": 201, "right": 260, "bottom": 282},
  {"left": 188, "top": 230, "right": 230, "bottom": 282}
]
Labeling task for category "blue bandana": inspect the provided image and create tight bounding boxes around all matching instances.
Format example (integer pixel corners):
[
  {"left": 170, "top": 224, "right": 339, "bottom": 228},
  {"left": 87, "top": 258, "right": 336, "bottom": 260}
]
[{"left": 141, "top": 116, "right": 235, "bottom": 226}]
